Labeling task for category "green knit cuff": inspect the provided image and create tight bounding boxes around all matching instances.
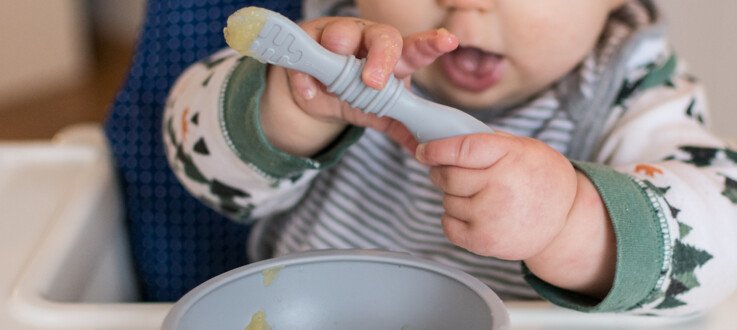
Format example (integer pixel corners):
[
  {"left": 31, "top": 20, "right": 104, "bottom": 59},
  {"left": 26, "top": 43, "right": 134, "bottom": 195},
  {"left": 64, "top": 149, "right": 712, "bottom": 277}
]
[
  {"left": 219, "top": 57, "right": 364, "bottom": 180},
  {"left": 524, "top": 161, "right": 664, "bottom": 312}
]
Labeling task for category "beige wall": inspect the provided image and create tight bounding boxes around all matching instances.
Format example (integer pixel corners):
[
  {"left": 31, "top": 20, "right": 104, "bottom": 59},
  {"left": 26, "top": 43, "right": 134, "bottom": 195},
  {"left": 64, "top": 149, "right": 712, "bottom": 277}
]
[
  {"left": 1, "top": 1, "right": 733, "bottom": 141},
  {"left": 0, "top": 0, "right": 146, "bottom": 109},
  {"left": 88, "top": 1, "right": 734, "bottom": 140},
  {"left": 0, "top": 1, "right": 89, "bottom": 106},
  {"left": 90, "top": 0, "right": 147, "bottom": 44},
  {"left": 659, "top": 0, "right": 737, "bottom": 141}
]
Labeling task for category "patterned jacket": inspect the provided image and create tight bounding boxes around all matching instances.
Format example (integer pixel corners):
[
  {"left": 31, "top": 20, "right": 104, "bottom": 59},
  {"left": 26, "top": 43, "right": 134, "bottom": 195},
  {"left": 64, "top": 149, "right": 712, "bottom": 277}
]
[{"left": 163, "top": 0, "right": 737, "bottom": 315}]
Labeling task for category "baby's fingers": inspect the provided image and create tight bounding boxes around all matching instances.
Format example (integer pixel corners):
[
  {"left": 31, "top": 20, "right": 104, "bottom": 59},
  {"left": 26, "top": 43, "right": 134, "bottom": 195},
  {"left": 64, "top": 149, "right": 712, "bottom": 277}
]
[
  {"left": 318, "top": 18, "right": 365, "bottom": 55},
  {"left": 429, "top": 166, "right": 487, "bottom": 197},
  {"left": 362, "top": 24, "right": 404, "bottom": 89},
  {"left": 395, "top": 29, "right": 459, "bottom": 79},
  {"left": 287, "top": 71, "right": 320, "bottom": 101},
  {"left": 441, "top": 213, "right": 473, "bottom": 252},
  {"left": 415, "top": 133, "right": 513, "bottom": 169},
  {"left": 288, "top": 19, "right": 366, "bottom": 105}
]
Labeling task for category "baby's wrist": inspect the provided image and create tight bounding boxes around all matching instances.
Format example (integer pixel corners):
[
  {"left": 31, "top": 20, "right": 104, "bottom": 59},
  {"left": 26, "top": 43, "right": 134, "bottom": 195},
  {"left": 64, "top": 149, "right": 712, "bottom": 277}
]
[
  {"left": 260, "top": 66, "right": 346, "bottom": 157},
  {"left": 524, "top": 171, "right": 615, "bottom": 298}
]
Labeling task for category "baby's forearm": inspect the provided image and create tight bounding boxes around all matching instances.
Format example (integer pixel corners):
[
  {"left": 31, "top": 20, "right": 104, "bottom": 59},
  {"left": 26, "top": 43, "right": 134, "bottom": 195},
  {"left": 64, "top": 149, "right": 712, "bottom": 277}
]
[
  {"left": 524, "top": 171, "right": 616, "bottom": 299},
  {"left": 260, "top": 66, "right": 347, "bottom": 157}
]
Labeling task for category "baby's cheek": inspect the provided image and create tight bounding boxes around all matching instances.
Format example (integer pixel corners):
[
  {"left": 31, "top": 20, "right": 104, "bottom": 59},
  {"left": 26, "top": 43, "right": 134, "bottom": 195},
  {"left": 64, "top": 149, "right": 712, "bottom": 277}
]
[
  {"left": 506, "top": 11, "right": 596, "bottom": 77},
  {"left": 507, "top": 55, "right": 560, "bottom": 92},
  {"left": 511, "top": 33, "right": 587, "bottom": 89}
]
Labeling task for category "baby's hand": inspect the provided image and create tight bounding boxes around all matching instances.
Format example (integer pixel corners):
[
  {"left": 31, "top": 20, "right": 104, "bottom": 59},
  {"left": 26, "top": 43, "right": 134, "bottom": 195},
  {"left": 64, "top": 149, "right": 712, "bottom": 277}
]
[
  {"left": 260, "top": 17, "right": 459, "bottom": 156},
  {"left": 416, "top": 132, "right": 616, "bottom": 297},
  {"left": 415, "top": 132, "right": 579, "bottom": 261}
]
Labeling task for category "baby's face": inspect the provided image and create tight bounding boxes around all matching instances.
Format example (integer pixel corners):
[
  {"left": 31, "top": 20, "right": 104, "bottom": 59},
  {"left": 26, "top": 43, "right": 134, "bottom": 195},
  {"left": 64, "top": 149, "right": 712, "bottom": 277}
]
[{"left": 356, "top": 0, "right": 625, "bottom": 109}]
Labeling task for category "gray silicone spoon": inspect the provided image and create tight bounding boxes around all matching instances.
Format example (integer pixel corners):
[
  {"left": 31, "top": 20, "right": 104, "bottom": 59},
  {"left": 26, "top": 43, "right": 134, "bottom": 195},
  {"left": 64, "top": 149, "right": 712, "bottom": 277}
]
[{"left": 224, "top": 7, "right": 493, "bottom": 143}]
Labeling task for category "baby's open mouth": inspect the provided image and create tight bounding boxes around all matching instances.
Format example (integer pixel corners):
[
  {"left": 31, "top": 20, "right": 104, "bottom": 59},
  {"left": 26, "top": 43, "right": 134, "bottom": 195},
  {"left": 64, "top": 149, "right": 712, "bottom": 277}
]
[{"left": 439, "top": 46, "right": 505, "bottom": 92}]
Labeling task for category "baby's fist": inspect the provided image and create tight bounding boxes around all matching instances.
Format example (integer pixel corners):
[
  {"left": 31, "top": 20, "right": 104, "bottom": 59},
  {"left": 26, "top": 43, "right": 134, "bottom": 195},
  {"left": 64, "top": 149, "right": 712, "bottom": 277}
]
[{"left": 415, "top": 133, "right": 578, "bottom": 260}]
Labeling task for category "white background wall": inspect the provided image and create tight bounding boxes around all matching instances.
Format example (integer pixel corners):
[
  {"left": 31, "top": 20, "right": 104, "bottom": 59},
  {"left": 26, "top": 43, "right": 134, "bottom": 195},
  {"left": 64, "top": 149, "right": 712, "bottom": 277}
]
[{"left": 659, "top": 0, "right": 737, "bottom": 141}]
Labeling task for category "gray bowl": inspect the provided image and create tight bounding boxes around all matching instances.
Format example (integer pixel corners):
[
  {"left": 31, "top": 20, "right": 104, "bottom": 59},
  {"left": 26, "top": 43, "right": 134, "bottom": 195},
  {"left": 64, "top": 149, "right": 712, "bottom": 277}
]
[{"left": 163, "top": 250, "right": 509, "bottom": 329}]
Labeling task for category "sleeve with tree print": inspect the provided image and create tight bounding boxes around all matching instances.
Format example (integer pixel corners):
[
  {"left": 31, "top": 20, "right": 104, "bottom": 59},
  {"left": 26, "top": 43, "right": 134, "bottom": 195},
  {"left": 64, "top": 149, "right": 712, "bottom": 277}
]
[
  {"left": 528, "top": 55, "right": 737, "bottom": 316},
  {"left": 163, "top": 49, "right": 362, "bottom": 223}
]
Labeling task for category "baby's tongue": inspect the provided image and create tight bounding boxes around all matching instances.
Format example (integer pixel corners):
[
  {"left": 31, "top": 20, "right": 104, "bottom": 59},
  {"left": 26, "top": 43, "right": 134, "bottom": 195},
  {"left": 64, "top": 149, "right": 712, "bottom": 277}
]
[
  {"left": 441, "top": 46, "right": 503, "bottom": 92},
  {"left": 451, "top": 47, "right": 500, "bottom": 76}
]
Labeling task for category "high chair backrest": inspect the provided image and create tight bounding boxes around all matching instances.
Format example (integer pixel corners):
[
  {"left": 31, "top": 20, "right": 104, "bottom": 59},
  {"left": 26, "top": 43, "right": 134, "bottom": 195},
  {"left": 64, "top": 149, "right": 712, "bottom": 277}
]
[{"left": 104, "top": 0, "right": 303, "bottom": 302}]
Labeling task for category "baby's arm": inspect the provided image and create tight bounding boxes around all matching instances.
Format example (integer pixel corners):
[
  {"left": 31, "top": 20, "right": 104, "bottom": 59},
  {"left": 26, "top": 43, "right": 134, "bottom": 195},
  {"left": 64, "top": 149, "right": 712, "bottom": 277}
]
[
  {"left": 163, "top": 49, "right": 327, "bottom": 221},
  {"left": 163, "top": 18, "right": 459, "bottom": 222},
  {"left": 416, "top": 57, "right": 737, "bottom": 315},
  {"left": 570, "top": 70, "right": 737, "bottom": 315}
]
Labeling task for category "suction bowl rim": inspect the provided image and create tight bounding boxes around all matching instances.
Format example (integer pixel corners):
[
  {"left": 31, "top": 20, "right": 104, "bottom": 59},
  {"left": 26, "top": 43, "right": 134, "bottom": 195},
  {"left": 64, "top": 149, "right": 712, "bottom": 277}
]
[{"left": 162, "top": 249, "right": 510, "bottom": 329}]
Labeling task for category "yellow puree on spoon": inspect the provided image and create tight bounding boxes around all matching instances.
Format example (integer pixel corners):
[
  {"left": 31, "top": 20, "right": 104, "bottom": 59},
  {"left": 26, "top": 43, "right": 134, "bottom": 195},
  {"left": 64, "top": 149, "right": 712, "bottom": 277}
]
[{"left": 223, "top": 7, "right": 268, "bottom": 57}]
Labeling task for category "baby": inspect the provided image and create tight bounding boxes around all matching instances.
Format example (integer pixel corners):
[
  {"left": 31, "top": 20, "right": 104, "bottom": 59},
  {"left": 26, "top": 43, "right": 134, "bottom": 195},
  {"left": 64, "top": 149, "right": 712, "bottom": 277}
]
[{"left": 164, "top": 0, "right": 737, "bottom": 315}]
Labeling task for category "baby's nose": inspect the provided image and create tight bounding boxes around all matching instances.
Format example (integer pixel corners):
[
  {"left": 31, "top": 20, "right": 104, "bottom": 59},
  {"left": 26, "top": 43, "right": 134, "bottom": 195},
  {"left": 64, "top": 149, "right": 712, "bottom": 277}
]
[{"left": 438, "top": 0, "right": 494, "bottom": 12}]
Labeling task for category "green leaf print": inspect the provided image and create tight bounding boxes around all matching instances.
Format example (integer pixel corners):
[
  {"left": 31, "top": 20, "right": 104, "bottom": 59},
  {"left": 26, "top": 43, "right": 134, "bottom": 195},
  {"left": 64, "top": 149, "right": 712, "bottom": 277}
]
[
  {"left": 672, "top": 240, "right": 713, "bottom": 276},
  {"left": 684, "top": 98, "right": 705, "bottom": 124},
  {"left": 673, "top": 271, "right": 700, "bottom": 291},
  {"left": 200, "top": 54, "right": 233, "bottom": 69},
  {"left": 665, "top": 278, "right": 689, "bottom": 297},
  {"left": 643, "top": 180, "right": 670, "bottom": 197},
  {"left": 640, "top": 290, "right": 665, "bottom": 307},
  {"left": 669, "top": 205, "right": 681, "bottom": 218},
  {"left": 652, "top": 187, "right": 714, "bottom": 310},
  {"left": 202, "top": 72, "right": 215, "bottom": 86},
  {"left": 615, "top": 55, "right": 678, "bottom": 107},
  {"left": 638, "top": 55, "right": 677, "bottom": 90},
  {"left": 656, "top": 296, "right": 687, "bottom": 309},
  {"left": 655, "top": 240, "right": 711, "bottom": 310},
  {"left": 166, "top": 116, "right": 257, "bottom": 219},
  {"left": 722, "top": 176, "right": 737, "bottom": 204},
  {"left": 168, "top": 118, "right": 208, "bottom": 183},
  {"left": 726, "top": 149, "right": 737, "bottom": 164},
  {"left": 200, "top": 54, "right": 237, "bottom": 85},
  {"left": 211, "top": 179, "right": 250, "bottom": 201},
  {"left": 193, "top": 138, "right": 211, "bottom": 155},
  {"left": 679, "top": 146, "right": 719, "bottom": 167},
  {"left": 176, "top": 145, "right": 208, "bottom": 184}
]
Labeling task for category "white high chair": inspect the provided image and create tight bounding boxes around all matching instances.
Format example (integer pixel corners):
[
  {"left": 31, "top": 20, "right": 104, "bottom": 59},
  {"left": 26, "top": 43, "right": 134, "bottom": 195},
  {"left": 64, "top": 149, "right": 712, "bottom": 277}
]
[{"left": 1, "top": 124, "right": 734, "bottom": 329}]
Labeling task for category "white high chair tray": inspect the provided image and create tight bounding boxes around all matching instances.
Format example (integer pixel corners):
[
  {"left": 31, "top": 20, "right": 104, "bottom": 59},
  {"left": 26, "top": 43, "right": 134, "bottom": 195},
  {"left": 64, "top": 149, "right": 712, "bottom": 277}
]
[{"left": 0, "top": 125, "right": 735, "bottom": 330}]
